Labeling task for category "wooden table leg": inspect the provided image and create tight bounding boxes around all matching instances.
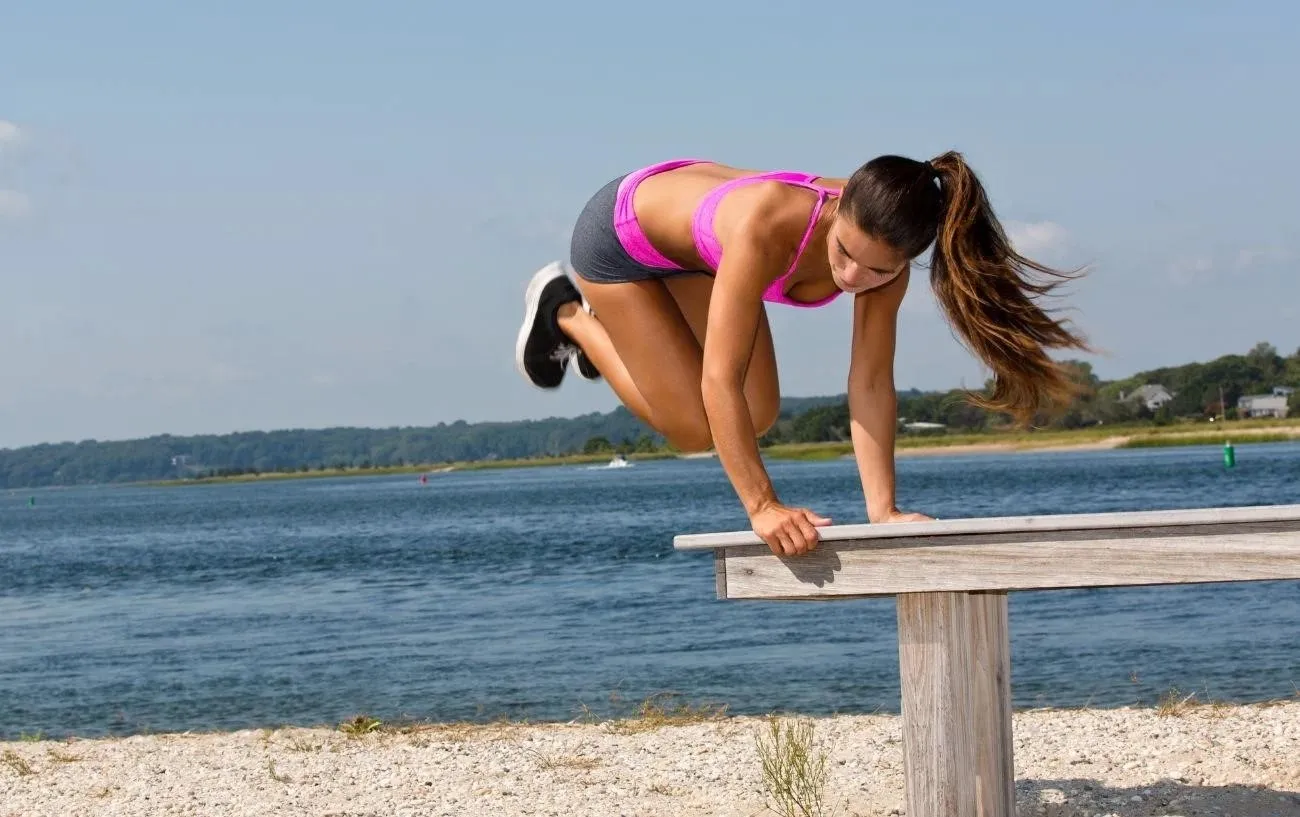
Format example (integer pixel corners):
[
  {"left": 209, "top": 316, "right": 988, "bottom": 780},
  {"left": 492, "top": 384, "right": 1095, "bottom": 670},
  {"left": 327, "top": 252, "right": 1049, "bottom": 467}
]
[{"left": 898, "top": 591, "right": 1014, "bottom": 817}]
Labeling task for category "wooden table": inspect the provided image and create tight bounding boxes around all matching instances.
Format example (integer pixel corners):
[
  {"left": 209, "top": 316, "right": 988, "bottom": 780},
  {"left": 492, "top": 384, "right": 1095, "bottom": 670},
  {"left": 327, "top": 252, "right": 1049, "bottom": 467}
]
[{"left": 673, "top": 503, "right": 1300, "bottom": 817}]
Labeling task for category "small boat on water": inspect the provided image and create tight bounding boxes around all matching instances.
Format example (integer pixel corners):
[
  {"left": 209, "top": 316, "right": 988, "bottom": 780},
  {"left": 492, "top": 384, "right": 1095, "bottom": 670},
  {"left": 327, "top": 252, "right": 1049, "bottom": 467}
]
[{"left": 584, "top": 454, "right": 633, "bottom": 471}]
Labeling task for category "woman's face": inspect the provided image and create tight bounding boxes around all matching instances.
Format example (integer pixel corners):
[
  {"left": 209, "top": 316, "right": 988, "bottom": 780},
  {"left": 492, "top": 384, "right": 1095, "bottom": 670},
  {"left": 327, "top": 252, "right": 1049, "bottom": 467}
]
[{"left": 827, "top": 216, "right": 910, "bottom": 294}]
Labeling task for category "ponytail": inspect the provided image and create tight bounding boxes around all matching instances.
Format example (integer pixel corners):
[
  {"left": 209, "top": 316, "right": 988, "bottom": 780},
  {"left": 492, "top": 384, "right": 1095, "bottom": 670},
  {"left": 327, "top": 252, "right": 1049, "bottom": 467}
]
[{"left": 927, "top": 151, "right": 1091, "bottom": 424}]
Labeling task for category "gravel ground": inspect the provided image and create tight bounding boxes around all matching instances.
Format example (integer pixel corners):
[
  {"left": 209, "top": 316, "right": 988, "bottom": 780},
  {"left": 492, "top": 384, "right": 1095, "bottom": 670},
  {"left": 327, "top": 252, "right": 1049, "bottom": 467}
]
[{"left": 2, "top": 701, "right": 1298, "bottom": 816}]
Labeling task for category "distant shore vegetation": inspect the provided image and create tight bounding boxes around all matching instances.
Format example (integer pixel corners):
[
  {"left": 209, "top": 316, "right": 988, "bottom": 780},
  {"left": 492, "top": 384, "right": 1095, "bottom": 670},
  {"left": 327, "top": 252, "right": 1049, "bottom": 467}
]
[{"left": 3, "top": 342, "right": 1298, "bottom": 490}]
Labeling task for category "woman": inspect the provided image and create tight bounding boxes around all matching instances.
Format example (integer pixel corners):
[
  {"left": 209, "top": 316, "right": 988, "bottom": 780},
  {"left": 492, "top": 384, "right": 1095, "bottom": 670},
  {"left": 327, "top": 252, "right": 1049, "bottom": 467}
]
[{"left": 514, "top": 153, "right": 1089, "bottom": 557}]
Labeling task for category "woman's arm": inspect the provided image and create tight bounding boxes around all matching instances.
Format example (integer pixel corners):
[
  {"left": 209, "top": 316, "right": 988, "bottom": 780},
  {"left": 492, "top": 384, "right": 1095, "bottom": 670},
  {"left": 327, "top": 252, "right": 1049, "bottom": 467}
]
[
  {"left": 847, "top": 267, "right": 933, "bottom": 524},
  {"left": 703, "top": 197, "right": 831, "bottom": 556}
]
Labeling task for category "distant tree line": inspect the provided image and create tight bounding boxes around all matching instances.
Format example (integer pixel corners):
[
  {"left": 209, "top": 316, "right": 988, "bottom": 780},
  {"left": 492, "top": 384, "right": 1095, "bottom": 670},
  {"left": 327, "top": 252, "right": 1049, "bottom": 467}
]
[
  {"left": 0, "top": 395, "right": 835, "bottom": 489},
  {"left": 2, "top": 344, "right": 1296, "bottom": 490}
]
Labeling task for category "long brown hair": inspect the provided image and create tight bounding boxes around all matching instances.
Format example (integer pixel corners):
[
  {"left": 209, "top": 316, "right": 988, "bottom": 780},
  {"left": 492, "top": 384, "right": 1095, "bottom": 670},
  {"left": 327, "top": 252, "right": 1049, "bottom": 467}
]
[{"left": 841, "top": 150, "right": 1090, "bottom": 424}]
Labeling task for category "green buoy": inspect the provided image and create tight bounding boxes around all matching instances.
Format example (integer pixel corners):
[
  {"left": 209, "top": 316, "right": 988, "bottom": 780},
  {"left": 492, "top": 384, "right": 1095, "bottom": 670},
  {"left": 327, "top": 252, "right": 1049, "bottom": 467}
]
[{"left": 1223, "top": 441, "right": 1235, "bottom": 468}]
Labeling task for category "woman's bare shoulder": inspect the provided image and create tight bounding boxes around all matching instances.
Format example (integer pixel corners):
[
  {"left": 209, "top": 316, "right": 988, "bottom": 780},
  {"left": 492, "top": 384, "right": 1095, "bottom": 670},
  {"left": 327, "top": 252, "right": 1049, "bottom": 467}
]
[{"left": 723, "top": 180, "right": 826, "bottom": 248}]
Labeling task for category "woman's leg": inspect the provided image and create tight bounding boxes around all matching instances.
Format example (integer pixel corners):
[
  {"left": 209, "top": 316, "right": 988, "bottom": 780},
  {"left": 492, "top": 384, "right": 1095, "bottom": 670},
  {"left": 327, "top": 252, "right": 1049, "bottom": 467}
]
[
  {"left": 559, "top": 273, "right": 780, "bottom": 451},
  {"left": 662, "top": 275, "right": 781, "bottom": 436}
]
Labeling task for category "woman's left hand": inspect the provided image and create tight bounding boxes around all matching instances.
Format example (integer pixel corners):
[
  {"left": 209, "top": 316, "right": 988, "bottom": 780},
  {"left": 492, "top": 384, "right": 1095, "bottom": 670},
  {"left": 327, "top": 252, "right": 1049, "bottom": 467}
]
[{"left": 870, "top": 507, "right": 935, "bottom": 524}]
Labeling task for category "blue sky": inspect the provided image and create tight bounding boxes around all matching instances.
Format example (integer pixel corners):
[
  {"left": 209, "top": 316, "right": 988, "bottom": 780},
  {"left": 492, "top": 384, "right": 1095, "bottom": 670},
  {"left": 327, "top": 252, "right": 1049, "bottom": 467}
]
[{"left": 1, "top": 1, "right": 1297, "bottom": 448}]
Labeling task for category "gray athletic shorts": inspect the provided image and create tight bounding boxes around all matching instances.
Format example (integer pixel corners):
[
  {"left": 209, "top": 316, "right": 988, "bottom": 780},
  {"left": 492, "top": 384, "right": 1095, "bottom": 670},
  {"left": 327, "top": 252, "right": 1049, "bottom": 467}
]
[{"left": 568, "top": 174, "right": 706, "bottom": 285}]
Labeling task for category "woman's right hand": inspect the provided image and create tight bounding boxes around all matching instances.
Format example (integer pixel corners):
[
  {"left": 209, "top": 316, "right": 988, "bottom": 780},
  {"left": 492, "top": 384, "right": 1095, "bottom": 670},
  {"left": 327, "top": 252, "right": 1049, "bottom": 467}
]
[{"left": 750, "top": 502, "right": 833, "bottom": 557}]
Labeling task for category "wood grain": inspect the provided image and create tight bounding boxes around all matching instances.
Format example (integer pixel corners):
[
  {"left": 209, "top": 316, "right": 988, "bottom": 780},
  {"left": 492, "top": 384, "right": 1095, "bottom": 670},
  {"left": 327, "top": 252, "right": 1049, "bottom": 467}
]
[
  {"left": 674, "top": 503, "right": 1300, "bottom": 551},
  {"left": 719, "top": 528, "right": 1300, "bottom": 600},
  {"left": 898, "top": 591, "right": 1014, "bottom": 817},
  {"left": 899, "top": 592, "right": 975, "bottom": 817},
  {"left": 969, "top": 592, "right": 1014, "bottom": 816}
]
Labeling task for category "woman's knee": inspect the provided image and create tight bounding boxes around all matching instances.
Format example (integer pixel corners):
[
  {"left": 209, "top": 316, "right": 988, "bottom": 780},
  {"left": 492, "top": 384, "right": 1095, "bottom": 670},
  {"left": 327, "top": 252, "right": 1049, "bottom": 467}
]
[
  {"left": 661, "top": 415, "right": 714, "bottom": 453},
  {"left": 751, "top": 401, "right": 781, "bottom": 438},
  {"left": 661, "top": 405, "right": 776, "bottom": 452},
  {"left": 745, "top": 376, "right": 781, "bottom": 438}
]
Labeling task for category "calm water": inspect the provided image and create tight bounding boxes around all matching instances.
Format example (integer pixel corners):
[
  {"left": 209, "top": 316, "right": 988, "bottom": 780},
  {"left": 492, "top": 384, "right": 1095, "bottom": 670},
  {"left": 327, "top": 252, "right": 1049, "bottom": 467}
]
[{"left": 2, "top": 443, "right": 1299, "bottom": 739}]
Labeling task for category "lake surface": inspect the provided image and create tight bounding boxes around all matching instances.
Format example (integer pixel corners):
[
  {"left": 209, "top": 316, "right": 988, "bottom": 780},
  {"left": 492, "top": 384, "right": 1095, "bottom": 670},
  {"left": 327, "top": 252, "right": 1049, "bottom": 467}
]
[{"left": 2, "top": 443, "right": 1298, "bottom": 739}]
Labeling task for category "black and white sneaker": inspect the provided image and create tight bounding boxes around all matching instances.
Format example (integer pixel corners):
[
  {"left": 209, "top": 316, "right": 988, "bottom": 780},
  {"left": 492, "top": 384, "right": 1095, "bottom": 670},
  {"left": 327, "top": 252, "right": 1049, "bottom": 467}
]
[
  {"left": 515, "top": 261, "right": 582, "bottom": 389},
  {"left": 571, "top": 297, "right": 601, "bottom": 381}
]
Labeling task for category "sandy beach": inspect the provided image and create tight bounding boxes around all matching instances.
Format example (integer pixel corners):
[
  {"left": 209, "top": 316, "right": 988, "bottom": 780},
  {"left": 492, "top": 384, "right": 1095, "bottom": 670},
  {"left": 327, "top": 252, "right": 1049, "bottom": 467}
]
[{"left": 3, "top": 701, "right": 1297, "bottom": 816}]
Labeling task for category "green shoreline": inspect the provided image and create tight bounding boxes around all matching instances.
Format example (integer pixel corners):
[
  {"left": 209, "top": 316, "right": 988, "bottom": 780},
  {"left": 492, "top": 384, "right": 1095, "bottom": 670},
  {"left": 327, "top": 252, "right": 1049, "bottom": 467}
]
[{"left": 148, "top": 420, "right": 1300, "bottom": 486}]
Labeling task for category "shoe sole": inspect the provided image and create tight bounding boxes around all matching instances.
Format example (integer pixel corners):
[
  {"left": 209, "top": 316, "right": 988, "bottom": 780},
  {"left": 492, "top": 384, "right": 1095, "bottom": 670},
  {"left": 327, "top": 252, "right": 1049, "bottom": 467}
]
[
  {"left": 515, "top": 261, "right": 569, "bottom": 389},
  {"left": 573, "top": 296, "right": 600, "bottom": 381},
  {"left": 573, "top": 350, "right": 600, "bottom": 381}
]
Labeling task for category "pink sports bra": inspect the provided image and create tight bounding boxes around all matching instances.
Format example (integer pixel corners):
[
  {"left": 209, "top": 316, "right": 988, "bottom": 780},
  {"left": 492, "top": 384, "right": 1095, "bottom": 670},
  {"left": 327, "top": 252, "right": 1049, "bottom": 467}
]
[{"left": 613, "top": 159, "right": 842, "bottom": 308}]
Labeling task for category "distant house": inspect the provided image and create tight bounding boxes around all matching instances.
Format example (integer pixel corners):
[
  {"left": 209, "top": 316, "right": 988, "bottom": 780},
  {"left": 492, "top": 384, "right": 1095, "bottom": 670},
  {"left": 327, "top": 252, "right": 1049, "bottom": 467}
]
[
  {"left": 1274, "top": 386, "right": 1296, "bottom": 398},
  {"left": 1120, "top": 384, "right": 1174, "bottom": 412},
  {"left": 1238, "top": 392, "right": 1290, "bottom": 419}
]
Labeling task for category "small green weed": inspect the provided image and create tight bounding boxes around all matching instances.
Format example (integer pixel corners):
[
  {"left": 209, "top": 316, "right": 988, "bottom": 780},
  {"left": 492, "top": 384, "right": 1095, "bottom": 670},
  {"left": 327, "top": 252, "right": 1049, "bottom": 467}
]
[
  {"left": 1, "top": 750, "right": 34, "bottom": 777},
  {"left": 610, "top": 692, "right": 728, "bottom": 734},
  {"left": 755, "top": 716, "right": 832, "bottom": 817},
  {"left": 338, "top": 715, "right": 383, "bottom": 736},
  {"left": 267, "top": 759, "right": 292, "bottom": 783}
]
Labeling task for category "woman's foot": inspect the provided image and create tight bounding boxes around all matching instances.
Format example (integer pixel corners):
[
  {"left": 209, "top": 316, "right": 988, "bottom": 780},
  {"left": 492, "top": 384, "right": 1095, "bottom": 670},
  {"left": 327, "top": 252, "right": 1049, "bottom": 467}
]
[{"left": 515, "top": 262, "right": 583, "bottom": 389}]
